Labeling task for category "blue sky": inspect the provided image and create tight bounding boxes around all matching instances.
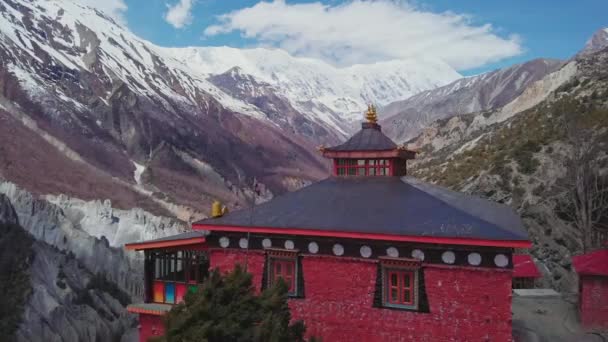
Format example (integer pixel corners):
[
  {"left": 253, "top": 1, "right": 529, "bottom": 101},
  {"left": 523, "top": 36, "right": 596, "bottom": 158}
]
[{"left": 120, "top": 0, "right": 607, "bottom": 75}]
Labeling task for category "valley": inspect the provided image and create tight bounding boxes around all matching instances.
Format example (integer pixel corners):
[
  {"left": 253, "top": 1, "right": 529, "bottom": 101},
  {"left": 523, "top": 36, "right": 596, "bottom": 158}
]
[{"left": 0, "top": 0, "right": 606, "bottom": 341}]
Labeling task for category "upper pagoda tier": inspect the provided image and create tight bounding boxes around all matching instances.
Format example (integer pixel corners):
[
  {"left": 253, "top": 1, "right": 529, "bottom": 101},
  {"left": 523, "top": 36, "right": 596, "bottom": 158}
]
[{"left": 321, "top": 104, "right": 416, "bottom": 176}]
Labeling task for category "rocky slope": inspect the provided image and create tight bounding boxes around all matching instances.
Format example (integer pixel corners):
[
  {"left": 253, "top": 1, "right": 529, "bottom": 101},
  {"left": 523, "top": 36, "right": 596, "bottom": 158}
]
[
  {"left": 407, "top": 46, "right": 608, "bottom": 292},
  {"left": 578, "top": 27, "right": 608, "bottom": 56},
  {"left": 380, "top": 58, "right": 563, "bottom": 142},
  {"left": 0, "top": 182, "right": 189, "bottom": 341}
]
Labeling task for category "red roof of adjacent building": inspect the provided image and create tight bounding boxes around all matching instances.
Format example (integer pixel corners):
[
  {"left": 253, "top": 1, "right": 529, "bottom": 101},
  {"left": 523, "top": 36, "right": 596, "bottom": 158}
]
[
  {"left": 513, "top": 254, "right": 541, "bottom": 278},
  {"left": 573, "top": 249, "right": 608, "bottom": 276}
]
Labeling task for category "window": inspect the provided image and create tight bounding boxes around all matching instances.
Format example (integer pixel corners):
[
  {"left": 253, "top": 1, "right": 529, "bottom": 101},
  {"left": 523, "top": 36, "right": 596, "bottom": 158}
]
[
  {"left": 152, "top": 250, "right": 207, "bottom": 283},
  {"left": 380, "top": 266, "right": 419, "bottom": 310},
  {"left": 148, "top": 250, "right": 208, "bottom": 304},
  {"left": 267, "top": 254, "right": 300, "bottom": 297},
  {"left": 272, "top": 259, "right": 296, "bottom": 293},
  {"left": 335, "top": 159, "right": 392, "bottom": 176},
  {"left": 386, "top": 270, "right": 415, "bottom": 307}
]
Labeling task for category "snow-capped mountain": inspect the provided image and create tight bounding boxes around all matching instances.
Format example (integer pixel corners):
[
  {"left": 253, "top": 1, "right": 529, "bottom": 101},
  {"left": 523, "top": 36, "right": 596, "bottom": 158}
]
[
  {"left": 0, "top": 0, "right": 461, "bottom": 221},
  {"left": 0, "top": 0, "right": 459, "bottom": 136},
  {"left": 162, "top": 46, "right": 460, "bottom": 133},
  {"left": 380, "top": 58, "right": 563, "bottom": 142}
]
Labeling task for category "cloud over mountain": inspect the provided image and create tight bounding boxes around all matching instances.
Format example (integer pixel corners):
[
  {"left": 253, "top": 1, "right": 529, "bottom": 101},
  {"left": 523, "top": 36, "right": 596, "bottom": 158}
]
[
  {"left": 165, "top": 0, "right": 196, "bottom": 29},
  {"left": 204, "top": 0, "right": 523, "bottom": 70}
]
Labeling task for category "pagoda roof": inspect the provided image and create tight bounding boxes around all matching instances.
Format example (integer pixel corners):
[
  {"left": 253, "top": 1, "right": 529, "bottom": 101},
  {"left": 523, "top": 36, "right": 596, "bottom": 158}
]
[
  {"left": 325, "top": 123, "right": 397, "bottom": 152},
  {"left": 194, "top": 176, "right": 529, "bottom": 248},
  {"left": 573, "top": 249, "right": 608, "bottom": 276}
]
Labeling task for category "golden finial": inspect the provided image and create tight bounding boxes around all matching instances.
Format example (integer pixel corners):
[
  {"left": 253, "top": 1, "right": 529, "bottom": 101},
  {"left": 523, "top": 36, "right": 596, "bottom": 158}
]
[
  {"left": 211, "top": 200, "right": 228, "bottom": 218},
  {"left": 365, "top": 104, "right": 378, "bottom": 124}
]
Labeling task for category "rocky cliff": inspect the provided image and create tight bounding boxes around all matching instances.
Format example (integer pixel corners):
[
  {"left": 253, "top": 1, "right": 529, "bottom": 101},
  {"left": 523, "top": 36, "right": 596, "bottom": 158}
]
[
  {"left": 0, "top": 182, "right": 189, "bottom": 341},
  {"left": 407, "top": 47, "right": 608, "bottom": 292}
]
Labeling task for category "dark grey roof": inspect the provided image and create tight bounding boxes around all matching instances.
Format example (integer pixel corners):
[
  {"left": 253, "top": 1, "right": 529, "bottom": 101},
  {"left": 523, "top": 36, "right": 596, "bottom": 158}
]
[
  {"left": 127, "top": 230, "right": 207, "bottom": 245},
  {"left": 195, "top": 176, "right": 528, "bottom": 241},
  {"left": 326, "top": 123, "right": 397, "bottom": 151}
]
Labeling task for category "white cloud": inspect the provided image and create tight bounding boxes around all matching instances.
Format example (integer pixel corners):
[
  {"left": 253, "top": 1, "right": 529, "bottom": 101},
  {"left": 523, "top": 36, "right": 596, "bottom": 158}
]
[
  {"left": 204, "top": 0, "right": 523, "bottom": 70},
  {"left": 165, "top": 0, "right": 196, "bottom": 29},
  {"left": 81, "top": 0, "right": 128, "bottom": 25}
]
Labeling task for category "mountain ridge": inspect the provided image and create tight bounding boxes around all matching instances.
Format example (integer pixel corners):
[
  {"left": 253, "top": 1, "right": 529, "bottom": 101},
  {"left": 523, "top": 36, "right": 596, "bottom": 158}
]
[{"left": 380, "top": 58, "right": 564, "bottom": 142}]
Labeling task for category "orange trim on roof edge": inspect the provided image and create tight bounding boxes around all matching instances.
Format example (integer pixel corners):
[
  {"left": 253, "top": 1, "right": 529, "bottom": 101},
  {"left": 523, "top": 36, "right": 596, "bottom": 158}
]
[
  {"left": 127, "top": 306, "right": 170, "bottom": 316},
  {"left": 124, "top": 237, "right": 206, "bottom": 251},
  {"left": 192, "top": 224, "right": 531, "bottom": 248}
]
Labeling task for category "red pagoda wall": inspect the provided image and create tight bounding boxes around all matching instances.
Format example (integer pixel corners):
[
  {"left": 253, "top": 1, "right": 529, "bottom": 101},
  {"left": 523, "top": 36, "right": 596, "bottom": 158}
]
[
  {"left": 209, "top": 249, "right": 265, "bottom": 293},
  {"left": 579, "top": 276, "right": 608, "bottom": 329},
  {"left": 209, "top": 248, "right": 514, "bottom": 342},
  {"left": 138, "top": 314, "right": 165, "bottom": 342}
]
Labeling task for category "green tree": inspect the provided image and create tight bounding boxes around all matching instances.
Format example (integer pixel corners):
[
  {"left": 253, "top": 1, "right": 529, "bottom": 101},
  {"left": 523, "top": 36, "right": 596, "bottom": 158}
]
[{"left": 156, "top": 264, "right": 308, "bottom": 342}]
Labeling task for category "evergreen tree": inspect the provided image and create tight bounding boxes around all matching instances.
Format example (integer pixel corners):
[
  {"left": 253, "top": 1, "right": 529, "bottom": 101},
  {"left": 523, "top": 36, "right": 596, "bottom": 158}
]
[{"left": 156, "top": 264, "right": 308, "bottom": 342}]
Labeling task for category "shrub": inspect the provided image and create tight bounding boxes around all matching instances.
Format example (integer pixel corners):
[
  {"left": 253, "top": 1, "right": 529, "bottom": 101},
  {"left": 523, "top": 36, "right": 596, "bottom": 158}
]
[{"left": 157, "top": 264, "right": 310, "bottom": 342}]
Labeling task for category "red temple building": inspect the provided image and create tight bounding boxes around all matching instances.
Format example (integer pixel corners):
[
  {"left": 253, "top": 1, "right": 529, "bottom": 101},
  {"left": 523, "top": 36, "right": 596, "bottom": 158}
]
[
  {"left": 125, "top": 105, "right": 531, "bottom": 342},
  {"left": 573, "top": 247, "right": 608, "bottom": 329},
  {"left": 512, "top": 254, "right": 541, "bottom": 289}
]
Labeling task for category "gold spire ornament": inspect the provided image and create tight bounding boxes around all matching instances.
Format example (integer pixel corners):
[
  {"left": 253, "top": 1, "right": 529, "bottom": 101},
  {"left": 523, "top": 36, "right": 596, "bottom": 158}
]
[{"left": 365, "top": 104, "right": 378, "bottom": 124}]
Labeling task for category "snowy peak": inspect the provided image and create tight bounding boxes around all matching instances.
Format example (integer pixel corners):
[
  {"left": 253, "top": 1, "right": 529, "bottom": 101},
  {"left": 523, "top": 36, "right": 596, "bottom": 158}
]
[
  {"left": 162, "top": 45, "right": 461, "bottom": 129},
  {"left": 578, "top": 27, "right": 608, "bottom": 56},
  {"left": 0, "top": 0, "right": 460, "bottom": 136}
]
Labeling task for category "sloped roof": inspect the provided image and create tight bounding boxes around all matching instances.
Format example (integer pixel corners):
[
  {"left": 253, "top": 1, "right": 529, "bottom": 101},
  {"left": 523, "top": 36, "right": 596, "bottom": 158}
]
[
  {"left": 513, "top": 254, "right": 541, "bottom": 278},
  {"left": 125, "top": 231, "right": 207, "bottom": 250},
  {"left": 325, "top": 123, "right": 397, "bottom": 151},
  {"left": 194, "top": 176, "right": 529, "bottom": 244},
  {"left": 573, "top": 249, "right": 608, "bottom": 276}
]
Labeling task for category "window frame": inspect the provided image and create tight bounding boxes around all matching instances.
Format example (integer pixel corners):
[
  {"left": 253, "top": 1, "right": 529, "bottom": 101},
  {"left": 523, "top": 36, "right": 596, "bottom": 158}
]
[
  {"left": 335, "top": 159, "right": 392, "bottom": 176},
  {"left": 267, "top": 254, "right": 299, "bottom": 297},
  {"left": 152, "top": 250, "right": 207, "bottom": 284},
  {"left": 381, "top": 265, "right": 419, "bottom": 310}
]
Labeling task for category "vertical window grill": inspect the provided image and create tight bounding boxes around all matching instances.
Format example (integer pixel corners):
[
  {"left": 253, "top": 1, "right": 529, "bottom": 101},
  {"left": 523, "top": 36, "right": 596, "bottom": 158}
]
[{"left": 335, "top": 159, "right": 392, "bottom": 176}]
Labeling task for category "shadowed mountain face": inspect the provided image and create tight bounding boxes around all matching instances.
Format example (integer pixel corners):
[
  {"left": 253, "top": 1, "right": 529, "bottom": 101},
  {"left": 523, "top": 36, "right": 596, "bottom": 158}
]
[
  {"left": 0, "top": 0, "right": 339, "bottom": 220},
  {"left": 0, "top": 0, "right": 462, "bottom": 220},
  {"left": 380, "top": 58, "right": 563, "bottom": 143}
]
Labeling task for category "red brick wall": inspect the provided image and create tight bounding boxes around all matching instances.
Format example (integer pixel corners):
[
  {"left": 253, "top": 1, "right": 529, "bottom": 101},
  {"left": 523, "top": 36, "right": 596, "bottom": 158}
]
[
  {"left": 209, "top": 248, "right": 266, "bottom": 293},
  {"left": 210, "top": 249, "right": 514, "bottom": 342},
  {"left": 138, "top": 314, "right": 164, "bottom": 342},
  {"left": 580, "top": 276, "right": 608, "bottom": 329}
]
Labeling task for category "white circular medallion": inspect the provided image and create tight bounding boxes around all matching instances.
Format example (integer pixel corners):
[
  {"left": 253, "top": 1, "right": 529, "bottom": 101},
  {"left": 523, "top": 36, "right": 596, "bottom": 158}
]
[
  {"left": 239, "top": 238, "right": 249, "bottom": 249},
  {"left": 442, "top": 251, "right": 456, "bottom": 264},
  {"left": 494, "top": 254, "right": 509, "bottom": 268},
  {"left": 468, "top": 252, "right": 482, "bottom": 266},
  {"left": 333, "top": 244, "right": 344, "bottom": 256},
  {"left": 219, "top": 236, "right": 230, "bottom": 248},
  {"left": 411, "top": 249, "right": 425, "bottom": 261},
  {"left": 360, "top": 245, "right": 372, "bottom": 258},
  {"left": 308, "top": 242, "right": 319, "bottom": 254},
  {"left": 284, "top": 240, "right": 295, "bottom": 250},
  {"left": 386, "top": 247, "right": 399, "bottom": 258},
  {"left": 262, "top": 238, "right": 272, "bottom": 248}
]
